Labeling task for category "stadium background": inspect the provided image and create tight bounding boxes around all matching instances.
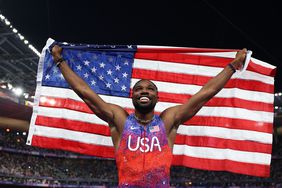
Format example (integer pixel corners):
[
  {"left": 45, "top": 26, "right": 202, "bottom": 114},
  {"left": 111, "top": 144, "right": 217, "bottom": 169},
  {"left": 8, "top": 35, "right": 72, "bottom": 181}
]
[{"left": 0, "top": 0, "right": 281, "bottom": 187}]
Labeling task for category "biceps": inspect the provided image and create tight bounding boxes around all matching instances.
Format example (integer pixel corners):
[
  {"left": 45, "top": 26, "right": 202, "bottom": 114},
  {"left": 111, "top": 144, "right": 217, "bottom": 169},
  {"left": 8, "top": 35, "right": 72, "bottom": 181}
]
[
  {"left": 82, "top": 97, "right": 118, "bottom": 126},
  {"left": 175, "top": 96, "right": 206, "bottom": 123}
]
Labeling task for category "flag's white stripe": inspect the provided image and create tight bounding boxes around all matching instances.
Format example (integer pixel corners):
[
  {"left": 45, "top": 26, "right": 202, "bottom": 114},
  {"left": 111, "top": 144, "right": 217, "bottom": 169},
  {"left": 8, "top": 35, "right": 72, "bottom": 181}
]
[
  {"left": 173, "top": 144, "right": 271, "bottom": 165},
  {"left": 133, "top": 59, "right": 274, "bottom": 85},
  {"left": 189, "top": 52, "right": 237, "bottom": 59},
  {"left": 177, "top": 125, "right": 272, "bottom": 144},
  {"left": 37, "top": 106, "right": 108, "bottom": 126},
  {"left": 36, "top": 106, "right": 273, "bottom": 144},
  {"left": 130, "top": 79, "right": 274, "bottom": 104},
  {"left": 134, "top": 58, "right": 223, "bottom": 77},
  {"left": 38, "top": 87, "right": 273, "bottom": 123},
  {"left": 34, "top": 125, "right": 113, "bottom": 146},
  {"left": 196, "top": 106, "right": 273, "bottom": 123}
]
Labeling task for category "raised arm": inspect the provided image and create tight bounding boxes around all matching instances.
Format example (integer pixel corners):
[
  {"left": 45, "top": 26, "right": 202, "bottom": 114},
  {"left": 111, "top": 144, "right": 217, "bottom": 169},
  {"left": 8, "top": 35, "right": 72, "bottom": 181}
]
[
  {"left": 51, "top": 45, "right": 128, "bottom": 132},
  {"left": 161, "top": 49, "right": 247, "bottom": 138}
]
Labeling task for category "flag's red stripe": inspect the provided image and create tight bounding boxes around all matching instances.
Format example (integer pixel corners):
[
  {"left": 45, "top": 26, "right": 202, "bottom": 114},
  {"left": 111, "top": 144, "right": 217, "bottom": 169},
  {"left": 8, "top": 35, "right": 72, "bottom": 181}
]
[
  {"left": 35, "top": 116, "right": 111, "bottom": 136},
  {"left": 131, "top": 68, "right": 274, "bottom": 93},
  {"left": 175, "top": 135, "right": 272, "bottom": 154},
  {"left": 39, "top": 97, "right": 94, "bottom": 114},
  {"left": 187, "top": 116, "right": 272, "bottom": 133},
  {"left": 135, "top": 52, "right": 231, "bottom": 67},
  {"left": 172, "top": 155, "right": 270, "bottom": 177},
  {"left": 39, "top": 97, "right": 272, "bottom": 133},
  {"left": 32, "top": 135, "right": 115, "bottom": 158},
  {"left": 135, "top": 52, "right": 274, "bottom": 77},
  {"left": 248, "top": 60, "right": 276, "bottom": 77}
]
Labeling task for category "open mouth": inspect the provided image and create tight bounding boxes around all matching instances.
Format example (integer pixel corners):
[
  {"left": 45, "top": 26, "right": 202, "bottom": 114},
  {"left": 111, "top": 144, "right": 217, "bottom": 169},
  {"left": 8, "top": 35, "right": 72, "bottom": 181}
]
[{"left": 139, "top": 96, "right": 150, "bottom": 103}]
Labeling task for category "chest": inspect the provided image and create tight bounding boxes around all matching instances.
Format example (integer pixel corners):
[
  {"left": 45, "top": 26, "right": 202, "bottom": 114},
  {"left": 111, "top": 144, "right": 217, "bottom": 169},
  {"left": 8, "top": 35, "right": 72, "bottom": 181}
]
[{"left": 120, "top": 120, "right": 168, "bottom": 153}]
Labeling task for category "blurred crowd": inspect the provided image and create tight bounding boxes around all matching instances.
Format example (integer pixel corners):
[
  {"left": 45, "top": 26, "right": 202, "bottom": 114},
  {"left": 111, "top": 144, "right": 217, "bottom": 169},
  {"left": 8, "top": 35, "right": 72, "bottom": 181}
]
[{"left": 0, "top": 128, "right": 282, "bottom": 187}]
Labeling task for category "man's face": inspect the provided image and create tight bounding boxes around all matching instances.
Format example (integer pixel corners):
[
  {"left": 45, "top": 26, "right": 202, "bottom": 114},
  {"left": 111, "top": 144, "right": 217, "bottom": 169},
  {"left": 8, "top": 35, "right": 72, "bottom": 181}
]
[{"left": 132, "top": 80, "right": 158, "bottom": 113}]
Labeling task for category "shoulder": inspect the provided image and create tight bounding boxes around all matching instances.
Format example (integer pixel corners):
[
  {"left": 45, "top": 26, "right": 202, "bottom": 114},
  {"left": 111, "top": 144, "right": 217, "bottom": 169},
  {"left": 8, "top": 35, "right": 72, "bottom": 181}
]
[
  {"left": 160, "top": 106, "right": 181, "bottom": 132},
  {"left": 108, "top": 103, "right": 129, "bottom": 131}
]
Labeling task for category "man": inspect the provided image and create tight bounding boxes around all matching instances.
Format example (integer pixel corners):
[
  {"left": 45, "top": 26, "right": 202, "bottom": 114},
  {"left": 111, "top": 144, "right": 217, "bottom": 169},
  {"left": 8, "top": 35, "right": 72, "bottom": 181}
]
[{"left": 51, "top": 45, "right": 247, "bottom": 187}]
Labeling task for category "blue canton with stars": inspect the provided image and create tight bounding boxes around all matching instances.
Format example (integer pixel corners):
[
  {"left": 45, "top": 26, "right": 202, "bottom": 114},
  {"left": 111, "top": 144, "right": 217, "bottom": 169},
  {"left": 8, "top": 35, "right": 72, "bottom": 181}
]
[{"left": 42, "top": 42, "right": 137, "bottom": 97}]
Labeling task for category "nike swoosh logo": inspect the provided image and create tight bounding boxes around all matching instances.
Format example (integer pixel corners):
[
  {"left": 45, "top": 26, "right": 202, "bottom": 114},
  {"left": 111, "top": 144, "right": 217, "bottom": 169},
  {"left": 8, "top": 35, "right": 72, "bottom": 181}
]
[{"left": 130, "top": 126, "right": 138, "bottom": 130}]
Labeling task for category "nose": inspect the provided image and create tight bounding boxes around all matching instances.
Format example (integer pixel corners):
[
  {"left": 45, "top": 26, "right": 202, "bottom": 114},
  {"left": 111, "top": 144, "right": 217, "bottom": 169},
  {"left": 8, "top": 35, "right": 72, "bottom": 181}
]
[
  {"left": 141, "top": 90, "right": 149, "bottom": 94},
  {"left": 140, "top": 88, "right": 149, "bottom": 95}
]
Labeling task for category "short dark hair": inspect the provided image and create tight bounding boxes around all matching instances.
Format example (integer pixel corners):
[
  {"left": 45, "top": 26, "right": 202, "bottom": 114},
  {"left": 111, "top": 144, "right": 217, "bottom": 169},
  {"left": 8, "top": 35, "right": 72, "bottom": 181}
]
[{"left": 132, "top": 79, "right": 158, "bottom": 91}]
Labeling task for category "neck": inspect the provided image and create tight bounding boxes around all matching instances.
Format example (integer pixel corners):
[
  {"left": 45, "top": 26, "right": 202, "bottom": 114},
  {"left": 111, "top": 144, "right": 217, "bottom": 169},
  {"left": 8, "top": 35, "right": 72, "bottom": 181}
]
[{"left": 134, "top": 111, "right": 155, "bottom": 125}]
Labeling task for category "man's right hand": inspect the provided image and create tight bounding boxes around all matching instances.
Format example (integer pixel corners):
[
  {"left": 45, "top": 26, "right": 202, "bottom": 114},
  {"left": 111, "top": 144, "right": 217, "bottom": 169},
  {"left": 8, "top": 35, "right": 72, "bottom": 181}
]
[{"left": 51, "top": 45, "right": 63, "bottom": 62}]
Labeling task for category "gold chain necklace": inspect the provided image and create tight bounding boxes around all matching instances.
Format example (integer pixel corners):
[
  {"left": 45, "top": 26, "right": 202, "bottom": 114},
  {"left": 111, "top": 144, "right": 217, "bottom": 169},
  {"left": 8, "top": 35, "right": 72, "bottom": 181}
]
[{"left": 134, "top": 114, "right": 154, "bottom": 124}]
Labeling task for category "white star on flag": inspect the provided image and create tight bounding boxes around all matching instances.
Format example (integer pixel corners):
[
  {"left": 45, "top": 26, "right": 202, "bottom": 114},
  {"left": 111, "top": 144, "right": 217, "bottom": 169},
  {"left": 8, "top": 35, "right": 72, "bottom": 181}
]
[
  {"left": 100, "top": 62, "right": 105, "bottom": 68},
  {"left": 122, "top": 72, "right": 128, "bottom": 78},
  {"left": 91, "top": 80, "right": 96, "bottom": 85},
  {"left": 84, "top": 60, "right": 90, "bottom": 66},
  {"left": 91, "top": 67, "right": 97, "bottom": 73},
  {"left": 107, "top": 69, "right": 112, "bottom": 75},
  {"left": 114, "top": 78, "right": 119, "bottom": 83},
  {"left": 106, "top": 83, "right": 111, "bottom": 88},
  {"left": 121, "top": 85, "right": 126, "bottom": 91},
  {"left": 115, "top": 65, "right": 121, "bottom": 71},
  {"left": 84, "top": 73, "right": 89, "bottom": 78},
  {"left": 76, "top": 65, "right": 82, "bottom": 71},
  {"left": 45, "top": 74, "right": 50, "bottom": 80},
  {"left": 99, "top": 75, "right": 104, "bottom": 80}
]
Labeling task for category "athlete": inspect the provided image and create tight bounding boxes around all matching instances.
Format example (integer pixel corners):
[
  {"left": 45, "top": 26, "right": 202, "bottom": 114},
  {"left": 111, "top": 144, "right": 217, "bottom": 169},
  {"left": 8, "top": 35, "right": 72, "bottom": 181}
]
[{"left": 51, "top": 45, "right": 247, "bottom": 187}]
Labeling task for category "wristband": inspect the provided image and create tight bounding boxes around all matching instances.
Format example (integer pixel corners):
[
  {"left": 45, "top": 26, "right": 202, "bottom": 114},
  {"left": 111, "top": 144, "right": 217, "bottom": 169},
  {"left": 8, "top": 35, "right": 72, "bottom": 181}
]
[
  {"left": 228, "top": 63, "right": 236, "bottom": 73},
  {"left": 55, "top": 57, "right": 65, "bottom": 67}
]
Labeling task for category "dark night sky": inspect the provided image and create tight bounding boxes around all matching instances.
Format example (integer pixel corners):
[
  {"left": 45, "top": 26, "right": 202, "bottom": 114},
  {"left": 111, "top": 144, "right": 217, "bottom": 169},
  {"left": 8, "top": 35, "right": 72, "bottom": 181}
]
[{"left": 0, "top": 0, "right": 281, "bottom": 92}]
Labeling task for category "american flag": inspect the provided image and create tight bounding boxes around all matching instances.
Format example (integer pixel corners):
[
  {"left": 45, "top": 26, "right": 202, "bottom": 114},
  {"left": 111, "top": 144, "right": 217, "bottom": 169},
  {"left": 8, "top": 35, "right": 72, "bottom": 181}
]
[
  {"left": 149, "top": 125, "right": 160, "bottom": 133},
  {"left": 27, "top": 38, "right": 276, "bottom": 177}
]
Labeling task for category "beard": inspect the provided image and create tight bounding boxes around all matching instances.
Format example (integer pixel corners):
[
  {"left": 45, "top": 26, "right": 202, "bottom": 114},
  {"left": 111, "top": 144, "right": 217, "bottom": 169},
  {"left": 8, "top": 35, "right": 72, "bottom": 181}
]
[{"left": 133, "top": 100, "right": 157, "bottom": 114}]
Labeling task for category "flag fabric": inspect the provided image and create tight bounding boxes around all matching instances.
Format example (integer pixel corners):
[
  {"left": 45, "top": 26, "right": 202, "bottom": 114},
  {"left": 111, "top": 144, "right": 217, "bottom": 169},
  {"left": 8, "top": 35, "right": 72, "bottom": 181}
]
[{"left": 27, "top": 38, "right": 276, "bottom": 177}]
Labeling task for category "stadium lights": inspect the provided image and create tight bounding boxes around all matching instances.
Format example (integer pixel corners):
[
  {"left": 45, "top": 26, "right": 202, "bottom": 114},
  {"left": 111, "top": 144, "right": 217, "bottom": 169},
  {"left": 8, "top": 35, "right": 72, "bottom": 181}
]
[
  {"left": 23, "top": 93, "right": 29, "bottom": 99},
  {"left": 12, "top": 28, "right": 17, "bottom": 33},
  {"left": 18, "top": 33, "right": 24, "bottom": 40},
  {"left": 0, "top": 84, "right": 7, "bottom": 89},
  {"left": 4, "top": 19, "right": 10, "bottom": 25},
  {"left": 0, "top": 13, "right": 40, "bottom": 57},
  {"left": 7, "top": 83, "right": 13, "bottom": 90},
  {"left": 40, "top": 96, "right": 47, "bottom": 103},
  {"left": 13, "top": 87, "right": 23, "bottom": 96}
]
